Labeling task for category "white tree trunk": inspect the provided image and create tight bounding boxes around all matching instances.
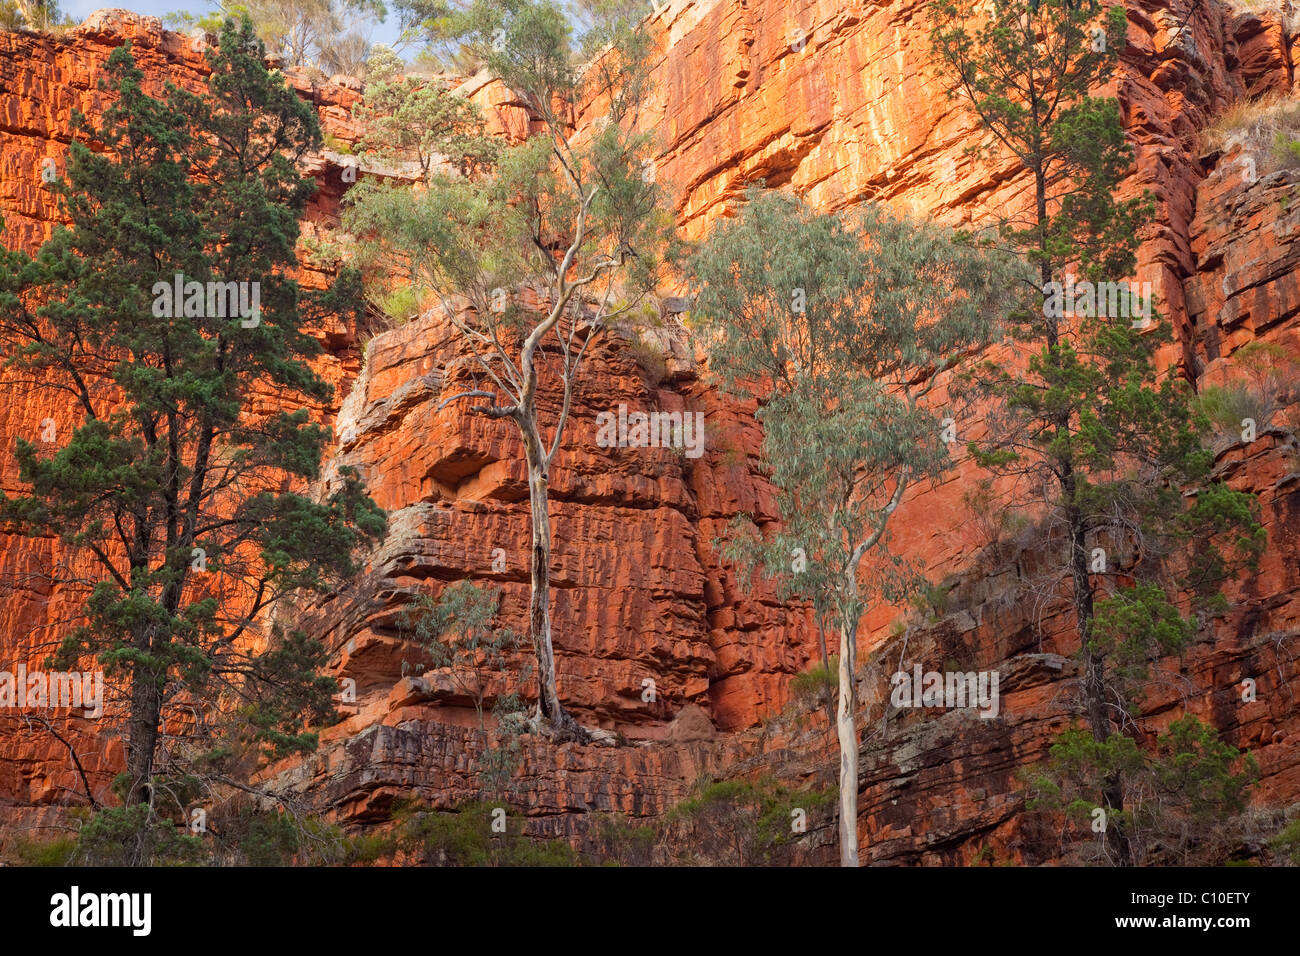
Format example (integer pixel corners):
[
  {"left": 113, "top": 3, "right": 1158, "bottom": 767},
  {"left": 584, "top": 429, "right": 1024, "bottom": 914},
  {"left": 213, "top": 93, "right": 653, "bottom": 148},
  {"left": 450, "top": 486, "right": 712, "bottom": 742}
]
[
  {"left": 521, "top": 416, "right": 568, "bottom": 730},
  {"left": 837, "top": 616, "right": 860, "bottom": 866}
]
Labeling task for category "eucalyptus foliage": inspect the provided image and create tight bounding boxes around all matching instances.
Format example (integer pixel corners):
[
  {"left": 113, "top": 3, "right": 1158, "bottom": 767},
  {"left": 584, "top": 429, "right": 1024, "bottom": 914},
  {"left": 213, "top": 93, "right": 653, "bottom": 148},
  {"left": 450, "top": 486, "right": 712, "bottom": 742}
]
[
  {"left": 688, "top": 187, "right": 1024, "bottom": 865},
  {"left": 341, "top": 0, "right": 673, "bottom": 737}
]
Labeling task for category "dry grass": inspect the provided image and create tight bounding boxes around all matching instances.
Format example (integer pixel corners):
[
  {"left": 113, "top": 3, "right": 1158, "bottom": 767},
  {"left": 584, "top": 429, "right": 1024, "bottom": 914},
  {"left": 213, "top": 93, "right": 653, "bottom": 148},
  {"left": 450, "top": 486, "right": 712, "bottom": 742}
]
[
  {"left": 1200, "top": 92, "right": 1300, "bottom": 176},
  {"left": 1198, "top": 340, "right": 1300, "bottom": 455}
]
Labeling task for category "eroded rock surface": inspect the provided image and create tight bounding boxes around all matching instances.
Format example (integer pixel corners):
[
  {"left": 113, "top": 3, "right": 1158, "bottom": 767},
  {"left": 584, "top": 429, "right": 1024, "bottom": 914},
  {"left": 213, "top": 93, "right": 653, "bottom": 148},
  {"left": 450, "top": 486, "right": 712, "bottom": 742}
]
[{"left": 1, "top": 3, "right": 1298, "bottom": 864}]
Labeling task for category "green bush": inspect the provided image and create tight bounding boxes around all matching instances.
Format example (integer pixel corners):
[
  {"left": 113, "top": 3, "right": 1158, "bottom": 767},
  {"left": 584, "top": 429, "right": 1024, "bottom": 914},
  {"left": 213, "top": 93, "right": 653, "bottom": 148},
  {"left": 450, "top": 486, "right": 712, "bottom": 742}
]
[
  {"left": 371, "top": 284, "right": 421, "bottom": 325},
  {"left": 1197, "top": 384, "right": 1270, "bottom": 444},
  {"left": 323, "top": 132, "right": 354, "bottom": 155},
  {"left": 1275, "top": 132, "right": 1300, "bottom": 171},
  {"left": 624, "top": 336, "right": 670, "bottom": 386},
  {"left": 239, "top": 811, "right": 302, "bottom": 866},
  {"left": 1197, "top": 341, "right": 1300, "bottom": 450},
  {"left": 790, "top": 655, "right": 837, "bottom": 707},
  {"left": 658, "top": 776, "right": 836, "bottom": 866},
  {"left": 396, "top": 801, "right": 578, "bottom": 867},
  {"left": 912, "top": 580, "right": 955, "bottom": 622},
  {"left": 74, "top": 805, "right": 206, "bottom": 867},
  {"left": 8, "top": 834, "right": 79, "bottom": 867},
  {"left": 1268, "top": 816, "right": 1300, "bottom": 865},
  {"left": 1025, "top": 716, "right": 1259, "bottom": 865},
  {"left": 590, "top": 815, "right": 658, "bottom": 867}
]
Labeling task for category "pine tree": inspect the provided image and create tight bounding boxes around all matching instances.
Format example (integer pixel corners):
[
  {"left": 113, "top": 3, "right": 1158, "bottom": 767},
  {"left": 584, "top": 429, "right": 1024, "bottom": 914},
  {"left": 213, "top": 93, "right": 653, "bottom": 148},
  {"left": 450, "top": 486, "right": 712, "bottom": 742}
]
[
  {"left": 0, "top": 18, "right": 385, "bottom": 810},
  {"left": 930, "top": 0, "right": 1264, "bottom": 863}
]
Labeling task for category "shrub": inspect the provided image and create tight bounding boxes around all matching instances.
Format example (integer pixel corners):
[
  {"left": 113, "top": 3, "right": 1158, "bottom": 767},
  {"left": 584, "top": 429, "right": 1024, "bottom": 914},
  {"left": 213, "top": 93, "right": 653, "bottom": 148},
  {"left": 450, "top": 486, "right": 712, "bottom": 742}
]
[
  {"left": 1198, "top": 383, "right": 1272, "bottom": 446},
  {"left": 656, "top": 777, "right": 836, "bottom": 866},
  {"left": 370, "top": 284, "right": 422, "bottom": 326},
  {"left": 1268, "top": 816, "right": 1300, "bottom": 865},
  {"left": 790, "top": 655, "right": 837, "bottom": 708},
  {"left": 73, "top": 804, "right": 206, "bottom": 867},
  {"left": 624, "top": 336, "right": 670, "bottom": 386},
  {"left": 1197, "top": 340, "right": 1300, "bottom": 449},
  {"left": 1025, "top": 716, "right": 1259, "bottom": 865},
  {"left": 912, "top": 580, "right": 955, "bottom": 622},
  {"left": 7, "top": 834, "right": 79, "bottom": 866},
  {"left": 323, "top": 132, "right": 354, "bottom": 155},
  {"left": 589, "top": 815, "right": 658, "bottom": 867},
  {"left": 238, "top": 810, "right": 304, "bottom": 866},
  {"left": 395, "top": 801, "right": 579, "bottom": 867}
]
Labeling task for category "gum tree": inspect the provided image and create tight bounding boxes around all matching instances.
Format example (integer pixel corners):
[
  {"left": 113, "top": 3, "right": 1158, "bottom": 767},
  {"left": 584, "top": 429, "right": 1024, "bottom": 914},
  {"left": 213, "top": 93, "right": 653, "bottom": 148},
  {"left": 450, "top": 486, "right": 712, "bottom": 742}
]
[
  {"left": 352, "top": 46, "right": 498, "bottom": 179},
  {"left": 172, "top": 0, "right": 388, "bottom": 74},
  {"left": 342, "top": 0, "right": 671, "bottom": 738},
  {"left": 0, "top": 20, "right": 385, "bottom": 810},
  {"left": 930, "top": 0, "right": 1264, "bottom": 863},
  {"left": 687, "top": 188, "right": 1022, "bottom": 866}
]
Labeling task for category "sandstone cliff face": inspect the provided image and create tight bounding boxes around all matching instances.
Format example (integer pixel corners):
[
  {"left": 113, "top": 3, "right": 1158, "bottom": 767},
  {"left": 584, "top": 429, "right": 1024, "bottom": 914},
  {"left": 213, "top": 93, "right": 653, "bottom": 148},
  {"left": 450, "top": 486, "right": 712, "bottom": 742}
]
[{"left": 1, "top": 3, "right": 1298, "bottom": 864}]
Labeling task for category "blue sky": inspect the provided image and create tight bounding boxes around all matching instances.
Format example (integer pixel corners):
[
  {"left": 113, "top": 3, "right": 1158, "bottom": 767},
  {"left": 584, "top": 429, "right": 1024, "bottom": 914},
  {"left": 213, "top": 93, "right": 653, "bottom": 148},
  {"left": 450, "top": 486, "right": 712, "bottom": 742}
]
[{"left": 62, "top": 1, "right": 407, "bottom": 49}]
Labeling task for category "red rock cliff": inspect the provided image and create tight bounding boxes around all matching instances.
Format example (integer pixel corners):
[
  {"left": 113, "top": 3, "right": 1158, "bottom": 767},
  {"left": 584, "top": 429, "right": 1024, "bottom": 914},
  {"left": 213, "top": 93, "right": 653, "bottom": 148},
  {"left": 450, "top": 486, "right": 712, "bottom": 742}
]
[{"left": 1, "top": 2, "right": 1298, "bottom": 864}]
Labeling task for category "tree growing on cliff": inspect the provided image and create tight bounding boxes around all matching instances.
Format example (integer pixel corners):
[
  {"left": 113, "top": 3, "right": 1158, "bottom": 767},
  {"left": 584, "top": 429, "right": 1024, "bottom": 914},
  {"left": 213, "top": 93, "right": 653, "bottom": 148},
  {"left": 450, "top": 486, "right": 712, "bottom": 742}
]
[
  {"left": 171, "top": 0, "right": 388, "bottom": 76},
  {"left": 341, "top": 0, "right": 672, "bottom": 738},
  {"left": 686, "top": 188, "right": 1023, "bottom": 866},
  {"left": 399, "top": 580, "right": 531, "bottom": 796},
  {"left": 352, "top": 58, "right": 498, "bottom": 179},
  {"left": 929, "top": 0, "right": 1264, "bottom": 863},
  {"left": 0, "top": 20, "right": 385, "bottom": 815},
  {"left": 1, "top": 0, "right": 71, "bottom": 31}
]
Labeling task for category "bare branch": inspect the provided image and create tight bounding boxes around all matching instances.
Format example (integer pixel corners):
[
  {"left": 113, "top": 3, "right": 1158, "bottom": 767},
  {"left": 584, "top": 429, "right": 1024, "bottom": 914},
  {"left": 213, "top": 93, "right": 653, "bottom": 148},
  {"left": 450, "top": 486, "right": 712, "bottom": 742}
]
[{"left": 437, "top": 389, "right": 499, "bottom": 411}]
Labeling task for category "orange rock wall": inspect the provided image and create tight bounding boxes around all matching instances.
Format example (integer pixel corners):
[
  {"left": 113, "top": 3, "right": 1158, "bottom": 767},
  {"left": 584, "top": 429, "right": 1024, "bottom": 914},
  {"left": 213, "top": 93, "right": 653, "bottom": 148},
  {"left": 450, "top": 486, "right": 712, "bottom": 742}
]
[{"left": 1, "top": 2, "right": 1298, "bottom": 863}]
